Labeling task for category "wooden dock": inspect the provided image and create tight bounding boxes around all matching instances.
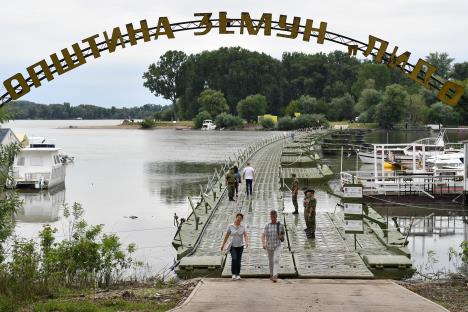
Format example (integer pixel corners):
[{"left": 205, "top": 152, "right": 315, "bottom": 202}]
[{"left": 173, "top": 130, "right": 414, "bottom": 279}]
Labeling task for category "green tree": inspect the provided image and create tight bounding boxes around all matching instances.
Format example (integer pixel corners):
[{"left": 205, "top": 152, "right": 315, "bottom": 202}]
[
  {"left": 351, "top": 63, "right": 391, "bottom": 98},
  {"left": 374, "top": 84, "right": 409, "bottom": 128},
  {"left": 425, "top": 52, "right": 454, "bottom": 79},
  {"left": 236, "top": 94, "right": 268, "bottom": 122},
  {"left": 355, "top": 89, "right": 382, "bottom": 122},
  {"left": 326, "top": 93, "right": 355, "bottom": 121},
  {"left": 197, "top": 89, "right": 229, "bottom": 117},
  {"left": 452, "top": 62, "right": 468, "bottom": 80},
  {"left": 426, "top": 102, "right": 460, "bottom": 125},
  {"left": 406, "top": 94, "right": 427, "bottom": 124},
  {"left": 284, "top": 99, "right": 301, "bottom": 117},
  {"left": 143, "top": 50, "right": 188, "bottom": 120},
  {"left": 193, "top": 111, "right": 212, "bottom": 129}
]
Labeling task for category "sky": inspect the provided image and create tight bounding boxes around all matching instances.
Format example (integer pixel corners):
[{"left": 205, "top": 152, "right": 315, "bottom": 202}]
[{"left": 0, "top": 0, "right": 467, "bottom": 108}]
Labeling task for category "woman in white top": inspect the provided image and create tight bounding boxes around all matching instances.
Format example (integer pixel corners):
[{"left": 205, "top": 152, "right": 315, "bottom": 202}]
[{"left": 220, "top": 213, "right": 249, "bottom": 280}]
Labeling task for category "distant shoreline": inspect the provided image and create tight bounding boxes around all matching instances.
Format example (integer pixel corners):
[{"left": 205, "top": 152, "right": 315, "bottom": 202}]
[{"left": 60, "top": 123, "right": 194, "bottom": 130}]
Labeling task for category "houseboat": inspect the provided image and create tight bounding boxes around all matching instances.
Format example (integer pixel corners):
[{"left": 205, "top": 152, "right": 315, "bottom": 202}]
[{"left": 10, "top": 138, "right": 66, "bottom": 189}]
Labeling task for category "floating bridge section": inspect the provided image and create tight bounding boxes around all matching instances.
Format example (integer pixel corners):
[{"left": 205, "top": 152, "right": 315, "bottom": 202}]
[{"left": 172, "top": 129, "right": 414, "bottom": 279}]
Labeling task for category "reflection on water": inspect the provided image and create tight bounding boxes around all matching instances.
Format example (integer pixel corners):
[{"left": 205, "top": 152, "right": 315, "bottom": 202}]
[
  {"left": 145, "top": 161, "right": 221, "bottom": 203},
  {"left": 15, "top": 185, "right": 66, "bottom": 223}
]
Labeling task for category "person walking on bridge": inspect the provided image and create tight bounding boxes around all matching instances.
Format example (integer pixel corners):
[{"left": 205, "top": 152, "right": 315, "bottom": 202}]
[
  {"left": 226, "top": 167, "right": 236, "bottom": 201},
  {"left": 242, "top": 162, "right": 255, "bottom": 197},
  {"left": 233, "top": 166, "right": 241, "bottom": 199},
  {"left": 262, "top": 210, "right": 285, "bottom": 283},
  {"left": 221, "top": 213, "right": 249, "bottom": 280},
  {"left": 291, "top": 174, "right": 299, "bottom": 214}
]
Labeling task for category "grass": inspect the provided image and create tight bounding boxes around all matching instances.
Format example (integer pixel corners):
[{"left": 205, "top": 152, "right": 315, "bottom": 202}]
[
  {"left": 154, "top": 121, "right": 194, "bottom": 128},
  {"left": 329, "top": 121, "right": 378, "bottom": 129},
  {"left": 31, "top": 299, "right": 175, "bottom": 312}
]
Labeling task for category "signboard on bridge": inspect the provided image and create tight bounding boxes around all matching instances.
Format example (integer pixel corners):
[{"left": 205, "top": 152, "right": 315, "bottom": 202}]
[
  {"left": 344, "top": 219, "right": 364, "bottom": 234},
  {"left": 343, "top": 185, "right": 363, "bottom": 198},
  {"left": 344, "top": 203, "right": 363, "bottom": 215}
]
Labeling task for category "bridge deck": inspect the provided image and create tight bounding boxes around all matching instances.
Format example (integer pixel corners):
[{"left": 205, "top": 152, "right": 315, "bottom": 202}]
[
  {"left": 187, "top": 135, "right": 374, "bottom": 279},
  {"left": 176, "top": 131, "right": 413, "bottom": 279}
]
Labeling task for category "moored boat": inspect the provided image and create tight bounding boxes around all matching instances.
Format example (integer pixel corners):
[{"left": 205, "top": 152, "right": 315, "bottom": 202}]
[{"left": 9, "top": 138, "right": 67, "bottom": 189}]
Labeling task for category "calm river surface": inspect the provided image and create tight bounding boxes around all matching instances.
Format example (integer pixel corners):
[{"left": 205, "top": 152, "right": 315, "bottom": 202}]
[{"left": 3, "top": 120, "right": 467, "bottom": 276}]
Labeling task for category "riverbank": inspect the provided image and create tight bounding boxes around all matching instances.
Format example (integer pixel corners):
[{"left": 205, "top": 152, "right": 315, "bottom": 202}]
[
  {"left": 399, "top": 277, "right": 468, "bottom": 312},
  {"left": 2, "top": 276, "right": 466, "bottom": 311},
  {"left": 62, "top": 120, "right": 195, "bottom": 130},
  {"left": 0, "top": 279, "right": 199, "bottom": 312}
]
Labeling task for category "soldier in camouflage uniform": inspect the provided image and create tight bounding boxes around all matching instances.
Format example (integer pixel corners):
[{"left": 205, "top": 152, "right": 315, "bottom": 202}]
[
  {"left": 291, "top": 174, "right": 299, "bottom": 214},
  {"left": 305, "top": 190, "right": 317, "bottom": 238},
  {"left": 226, "top": 168, "right": 237, "bottom": 201}
]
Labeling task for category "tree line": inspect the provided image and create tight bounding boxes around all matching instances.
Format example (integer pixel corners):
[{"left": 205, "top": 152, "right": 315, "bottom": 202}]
[
  {"left": 143, "top": 48, "right": 468, "bottom": 128},
  {"left": 5, "top": 101, "right": 165, "bottom": 120}
]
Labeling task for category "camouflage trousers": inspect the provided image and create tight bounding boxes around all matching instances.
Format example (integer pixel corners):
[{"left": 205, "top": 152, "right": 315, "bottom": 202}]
[
  {"left": 292, "top": 195, "right": 298, "bottom": 211},
  {"left": 228, "top": 184, "right": 236, "bottom": 200},
  {"left": 304, "top": 207, "right": 316, "bottom": 237}
]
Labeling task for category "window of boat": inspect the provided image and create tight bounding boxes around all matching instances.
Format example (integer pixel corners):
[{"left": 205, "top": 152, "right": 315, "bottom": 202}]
[
  {"left": 30, "top": 156, "right": 43, "bottom": 166},
  {"left": 17, "top": 157, "right": 25, "bottom": 166}
]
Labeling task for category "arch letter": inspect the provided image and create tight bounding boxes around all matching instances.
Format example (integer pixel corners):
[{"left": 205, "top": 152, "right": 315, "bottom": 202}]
[
  {"left": 219, "top": 12, "right": 234, "bottom": 34},
  {"left": 303, "top": 19, "right": 327, "bottom": 44},
  {"left": 103, "top": 27, "right": 126, "bottom": 53},
  {"left": 363, "top": 35, "right": 389, "bottom": 64},
  {"left": 277, "top": 15, "right": 301, "bottom": 39},
  {"left": 408, "top": 58, "right": 438, "bottom": 88},
  {"left": 387, "top": 46, "right": 411, "bottom": 70},
  {"left": 155, "top": 17, "right": 175, "bottom": 39},
  {"left": 194, "top": 13, "right": 213, "bottom": 36},
  {"left": 82, "top": 34, "right": 102, "bottom": 59},
  {"left": 50, "top": 43, "right": 87, "bottom": 75},
  {"left": 127, "top": 20, "right": 151, "bottom": 45},
  {"left": 240, "top": 12, "right": 272, "bottom": 36},
  {"left": 26, "top": 59, "right": 54, "bottom": 87},
  {"left": 3, "top": 73, "right": 31, "bottom": 100},
  {"left": 437, "top": 81, "right": 464, "bottom": 106}
]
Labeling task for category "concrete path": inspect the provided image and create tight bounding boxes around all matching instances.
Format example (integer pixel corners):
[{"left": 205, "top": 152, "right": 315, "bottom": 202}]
[{"left": 171, "top": 278, "right": 448, "bottom": 312}]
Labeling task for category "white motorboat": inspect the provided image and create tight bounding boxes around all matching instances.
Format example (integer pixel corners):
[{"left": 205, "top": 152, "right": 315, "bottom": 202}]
[
  {"left": 10, "top": 138, "right": 66, "bottom": 189},
  {"left": 357, "top": 130, "right": 461, "bottom": 165},
  {"left": 426, "top": 152, "right": 464, "bottom": 169},
  {"left": 201, "top": 120, "right": 216, "bottom": 131}
]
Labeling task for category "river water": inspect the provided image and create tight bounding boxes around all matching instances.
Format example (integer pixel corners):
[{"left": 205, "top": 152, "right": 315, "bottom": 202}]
[{"left": 2, "top": 120, "right": 467, "bottom": 276}]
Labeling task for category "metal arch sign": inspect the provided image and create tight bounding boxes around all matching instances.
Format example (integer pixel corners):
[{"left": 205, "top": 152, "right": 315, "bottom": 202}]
[{"left": 0, "top": 12, "right": 465, "bottom": 107}]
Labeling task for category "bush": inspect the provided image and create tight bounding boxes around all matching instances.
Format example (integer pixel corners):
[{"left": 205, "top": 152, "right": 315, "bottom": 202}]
[
  {"left": 295, "top": 114, "right": 329, "bottom": 129},
  {"left": 276, "top": 114, "right": 329, "bottom": 130},
  {"left": 193, "top": 111, "right": 212, "bottom": 129},
  {"left": 277, "top": 116, "right": 295, "bottom": 130},
  {"left": 140, "top": 117, "right": 156, "bottom": 129},
  {"left": 260, "top": 118, "right": 275, "bottom": 129},
  {"left": 0, "top": 203, "right": 136, "bottom": 301},
  {"left": 215, "top": 113, "right": 244, "bottom": 129}
]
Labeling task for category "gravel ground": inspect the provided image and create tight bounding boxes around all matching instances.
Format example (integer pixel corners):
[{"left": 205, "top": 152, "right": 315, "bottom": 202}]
[{"left": 399, "top": 277, "right": 468, "bottom": 312}]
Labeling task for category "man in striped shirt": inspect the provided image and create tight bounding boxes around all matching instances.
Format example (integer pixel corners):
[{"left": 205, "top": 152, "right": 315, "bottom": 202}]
[{"left": 261, "top": 210, "right": 285, "bottom": 282}]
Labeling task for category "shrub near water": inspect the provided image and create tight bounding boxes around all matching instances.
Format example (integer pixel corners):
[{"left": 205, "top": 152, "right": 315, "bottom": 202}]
[
  {"left": 0, "top": 203, "right": 136, "bottom": 302},
  {"left": 215, "top": 113, "right": 244, "bottom": 129},
  {"left": 277, "top": 114, "right": 329, "bottom": 130}
]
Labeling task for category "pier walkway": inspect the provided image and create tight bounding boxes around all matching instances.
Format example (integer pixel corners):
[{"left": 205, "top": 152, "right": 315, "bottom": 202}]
[
  {"left": 174, "top": 130, "right": 413, "bottom": 279},
  {"left": 171, "top": 279, "right": 448, "bottom": 312}
]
